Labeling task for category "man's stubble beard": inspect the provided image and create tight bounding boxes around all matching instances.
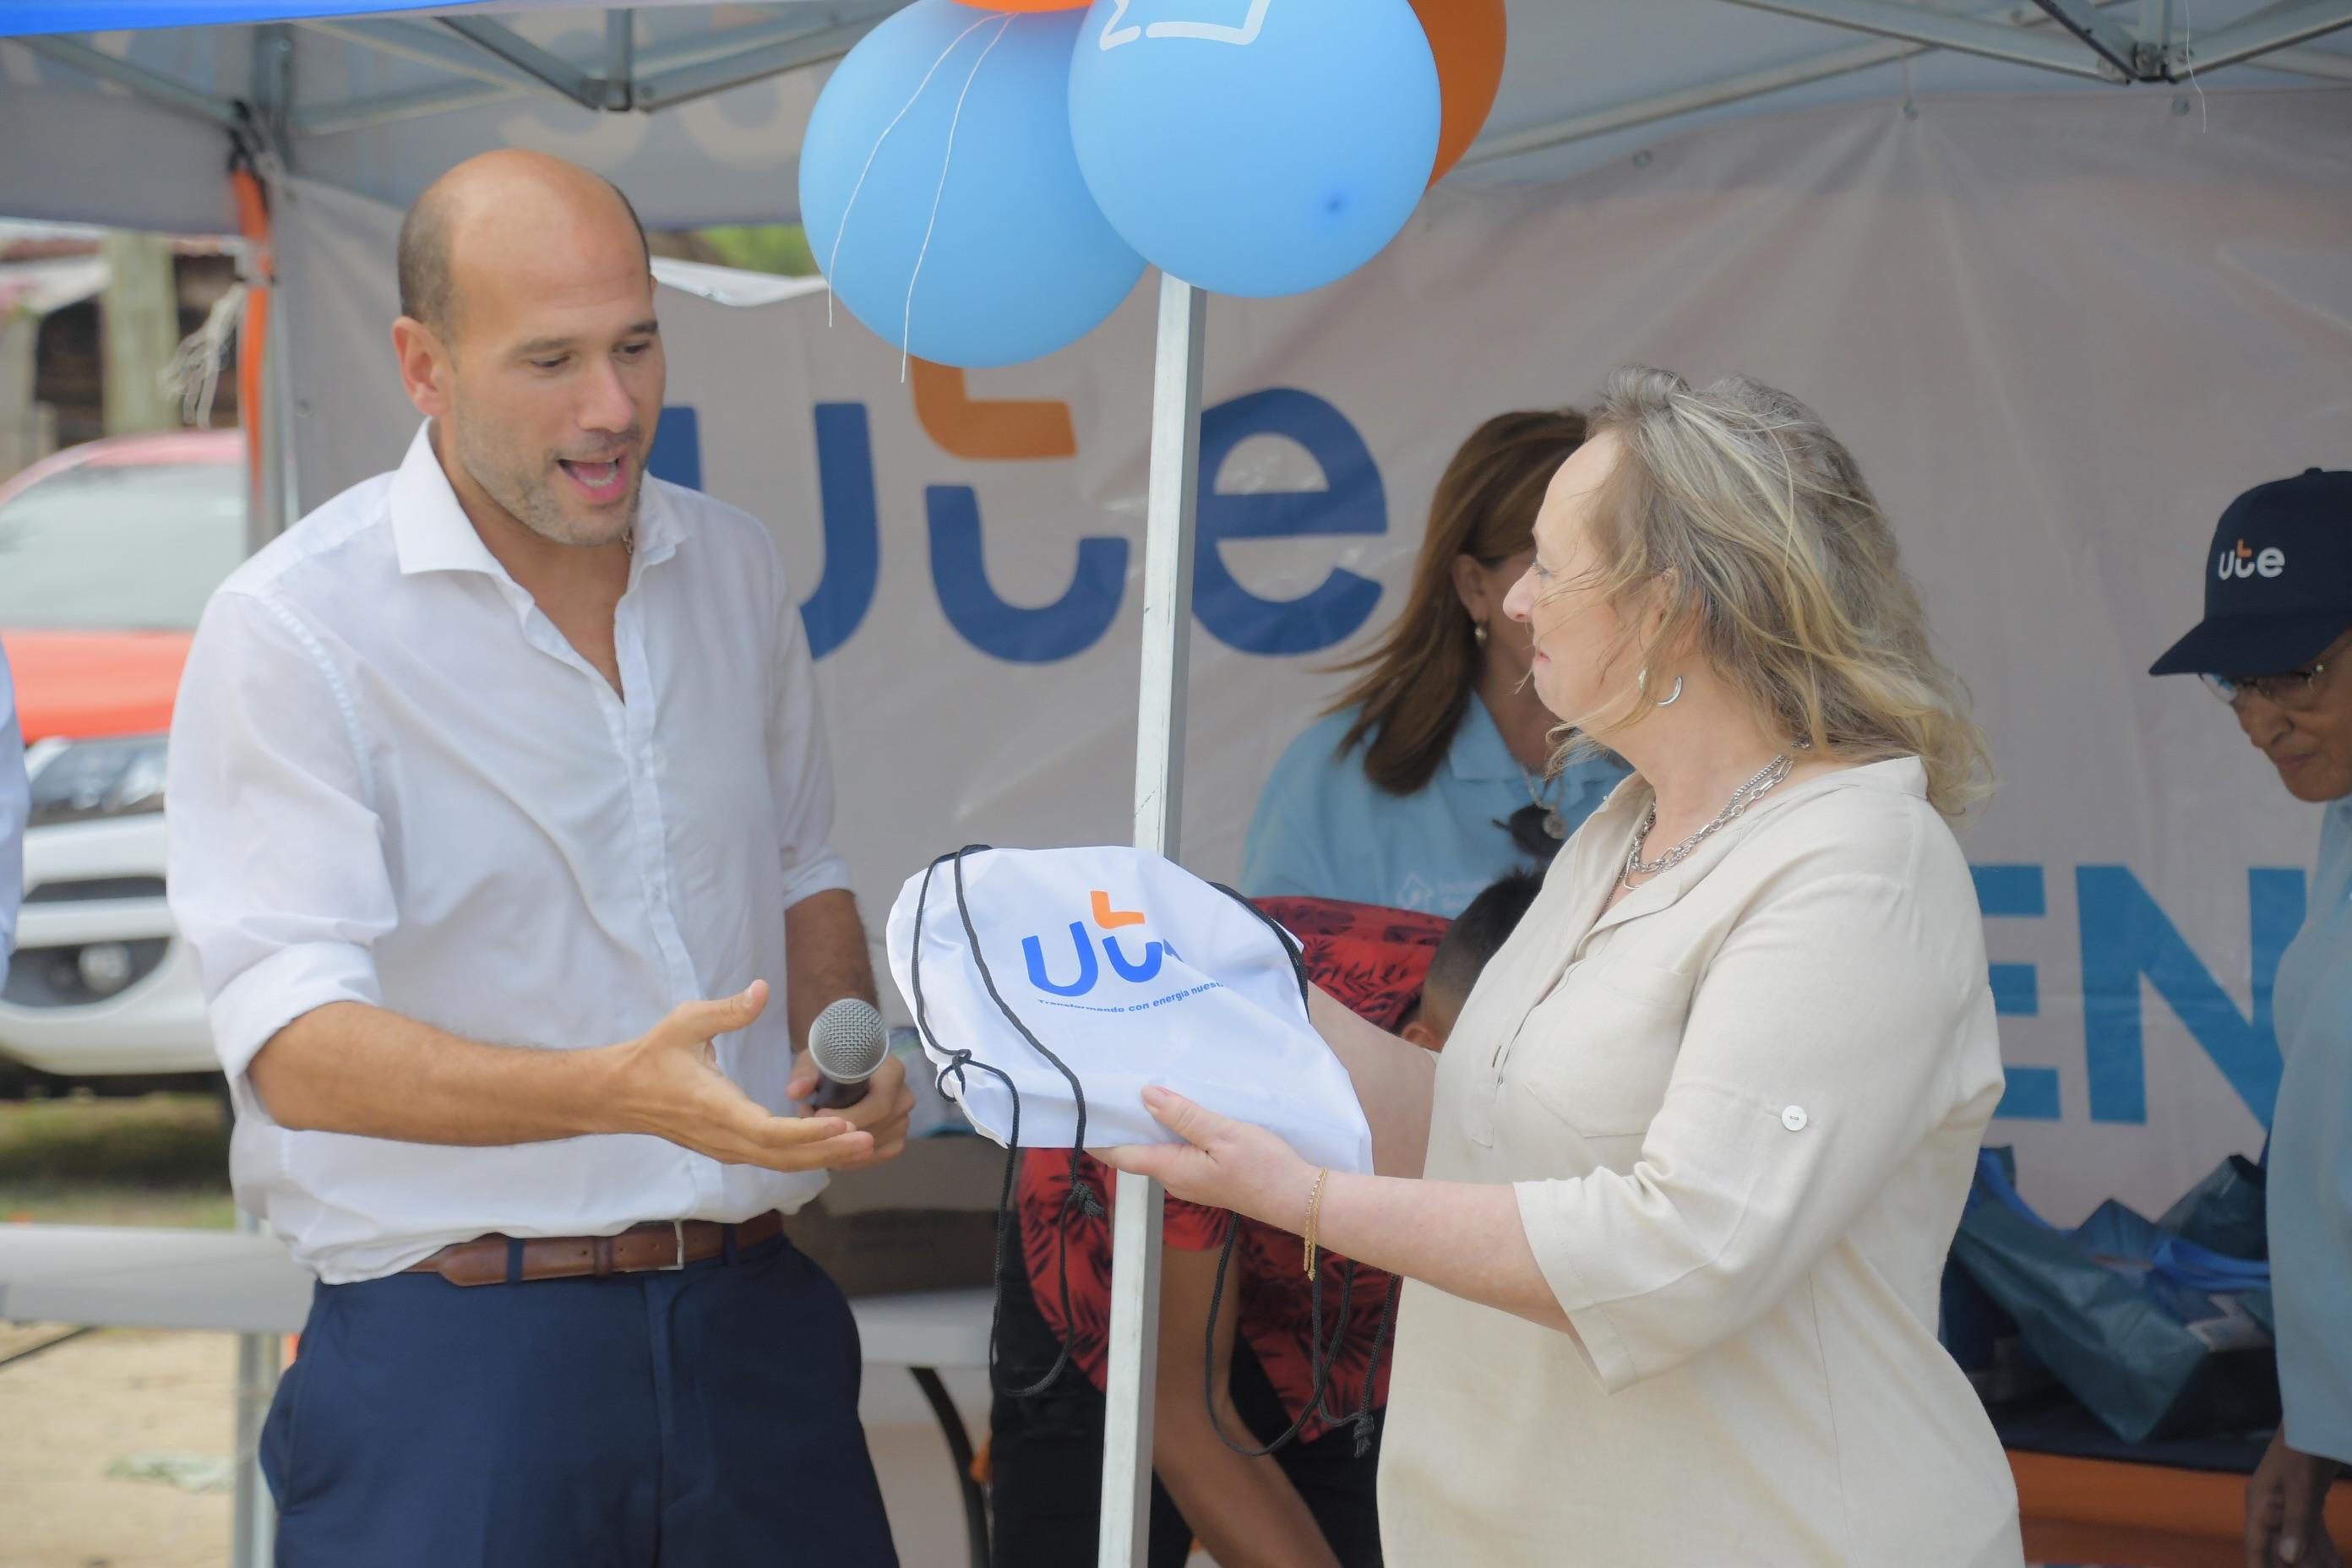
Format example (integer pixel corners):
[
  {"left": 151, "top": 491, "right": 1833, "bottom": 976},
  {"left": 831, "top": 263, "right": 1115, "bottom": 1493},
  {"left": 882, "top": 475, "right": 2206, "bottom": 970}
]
[{"left": 449, "top": 407, "right": 641, "bottom": 550}]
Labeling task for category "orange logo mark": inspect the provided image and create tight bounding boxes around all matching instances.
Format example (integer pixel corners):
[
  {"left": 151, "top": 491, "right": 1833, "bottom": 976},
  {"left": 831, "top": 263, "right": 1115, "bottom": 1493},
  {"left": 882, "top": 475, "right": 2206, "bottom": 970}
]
[
  {"left": 1091, "top": 890, "right": 1146, "bottom": 929},
  {"left": 910, "top": 359, "right": 1078, "bottom": 461}
]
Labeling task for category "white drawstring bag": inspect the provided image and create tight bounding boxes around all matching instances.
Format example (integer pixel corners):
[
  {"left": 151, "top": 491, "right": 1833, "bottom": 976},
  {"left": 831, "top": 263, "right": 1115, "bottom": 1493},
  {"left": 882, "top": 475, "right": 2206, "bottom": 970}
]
[{"left": 883, "top": 845, "right": 1375, "bottom": 1176}]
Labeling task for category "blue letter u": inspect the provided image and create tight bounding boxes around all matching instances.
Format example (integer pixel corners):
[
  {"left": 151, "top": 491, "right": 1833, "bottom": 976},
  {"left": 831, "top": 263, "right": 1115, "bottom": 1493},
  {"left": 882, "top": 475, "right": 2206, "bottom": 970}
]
[
  {"left": 1103, "top": 936, "right": 1166, "bottom": 984},
  {"left": 801, "top": 403, "right": 881, "bottom": 660},
  {"left": 1025, "top": 924, "right": 1099, "bottom": 996},
  {"left": 928, "top": 486, "right": 1125, "bottom": 664}
]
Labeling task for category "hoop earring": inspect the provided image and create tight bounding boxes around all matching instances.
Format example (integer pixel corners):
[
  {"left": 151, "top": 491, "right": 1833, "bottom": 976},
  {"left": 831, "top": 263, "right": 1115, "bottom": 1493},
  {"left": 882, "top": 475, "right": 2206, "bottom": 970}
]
[
  {"left": 1473, "top": 621, "right": 1489, "bottom": 649},
  {"left": 1636, "top": 667, "right": 1684, "bottom": 707}
]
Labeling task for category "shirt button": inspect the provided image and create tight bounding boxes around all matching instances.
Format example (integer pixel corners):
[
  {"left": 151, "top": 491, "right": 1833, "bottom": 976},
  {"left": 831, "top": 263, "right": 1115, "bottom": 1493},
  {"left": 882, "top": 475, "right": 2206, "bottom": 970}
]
[{"left": 1781, "top": 1105, "right": 1809, "bottom": 1132}]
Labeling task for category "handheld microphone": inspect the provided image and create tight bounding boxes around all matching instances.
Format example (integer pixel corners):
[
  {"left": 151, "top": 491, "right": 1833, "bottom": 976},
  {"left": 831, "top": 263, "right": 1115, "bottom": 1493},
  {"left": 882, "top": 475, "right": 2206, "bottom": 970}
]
[{"left": 807, "top": 997, "right": 890, "bottom": 1111}]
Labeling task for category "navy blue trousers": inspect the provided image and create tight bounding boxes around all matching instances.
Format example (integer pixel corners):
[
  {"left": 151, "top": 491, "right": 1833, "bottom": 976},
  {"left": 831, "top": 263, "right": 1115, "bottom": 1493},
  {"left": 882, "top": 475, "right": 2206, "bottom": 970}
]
[{"left": 262, "top": 1228, "right": 896, "bottom": 1568}]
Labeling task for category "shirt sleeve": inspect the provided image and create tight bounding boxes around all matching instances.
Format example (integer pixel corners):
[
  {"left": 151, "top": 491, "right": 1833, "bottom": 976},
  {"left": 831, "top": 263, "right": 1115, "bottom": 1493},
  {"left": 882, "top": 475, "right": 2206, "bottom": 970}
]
[
  {"left": 0, "top": 646, "right": 26, "bottom": 991},
  {"left": 765, "top": 551, "right": 852, "bottom": 911},
  {"left": 166, "top": 590, "right": 396, "bottom": 1088},
  {"left": 1512, "top": 842, "right": 1979, "bottom": 1392}
]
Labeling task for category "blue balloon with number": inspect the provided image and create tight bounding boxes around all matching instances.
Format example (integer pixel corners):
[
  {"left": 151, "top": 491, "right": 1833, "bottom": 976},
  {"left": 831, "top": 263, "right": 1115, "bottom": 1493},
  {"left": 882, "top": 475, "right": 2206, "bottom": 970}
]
[
  {"left": 1066, "top": 0, "right": 1440, "bottom": 298},
  {"left": 799, "top": 1, "right": 1146, "bottom": 368}
]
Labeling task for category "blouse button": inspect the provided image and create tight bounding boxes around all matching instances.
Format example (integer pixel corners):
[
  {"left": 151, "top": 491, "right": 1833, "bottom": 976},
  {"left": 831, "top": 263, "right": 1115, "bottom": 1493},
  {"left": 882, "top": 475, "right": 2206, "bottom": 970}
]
[{"left": 1781, "top": 1105, "right": 1809, "bottom": 1132}]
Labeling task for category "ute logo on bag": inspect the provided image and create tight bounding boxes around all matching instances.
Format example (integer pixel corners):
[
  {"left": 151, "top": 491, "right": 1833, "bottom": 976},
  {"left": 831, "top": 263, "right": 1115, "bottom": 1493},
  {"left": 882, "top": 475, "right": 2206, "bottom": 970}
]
[{"left": 1023, "top": 890, "right": 1188, "bottom": 998}]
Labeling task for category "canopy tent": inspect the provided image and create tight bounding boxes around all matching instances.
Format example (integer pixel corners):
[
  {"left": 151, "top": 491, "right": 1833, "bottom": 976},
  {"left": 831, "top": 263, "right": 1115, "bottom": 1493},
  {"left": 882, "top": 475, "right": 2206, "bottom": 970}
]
[
  {"left": 6, "top": 5, "right": 2351, "bottom": 1566},
  {"left": 4, "top": 0, "right": 2351, "bottom": 237}
]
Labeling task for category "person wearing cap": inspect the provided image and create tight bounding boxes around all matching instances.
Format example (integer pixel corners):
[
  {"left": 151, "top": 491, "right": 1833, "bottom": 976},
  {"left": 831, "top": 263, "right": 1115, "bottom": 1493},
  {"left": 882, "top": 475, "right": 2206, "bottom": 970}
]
[{"left": 2148, "top": 467, "right": 2352, "bottom": 1568}]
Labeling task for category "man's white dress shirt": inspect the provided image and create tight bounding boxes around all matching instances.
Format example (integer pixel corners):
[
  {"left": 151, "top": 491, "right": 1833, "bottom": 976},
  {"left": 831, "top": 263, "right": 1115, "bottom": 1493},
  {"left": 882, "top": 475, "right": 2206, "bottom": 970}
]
[{"left": 168, "top": 423, "right": 851, "bottom": 1283}]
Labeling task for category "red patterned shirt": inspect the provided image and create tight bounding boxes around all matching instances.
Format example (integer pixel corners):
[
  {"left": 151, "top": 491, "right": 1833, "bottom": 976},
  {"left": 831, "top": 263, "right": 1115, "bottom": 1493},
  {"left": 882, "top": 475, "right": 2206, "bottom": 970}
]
[{"left": 1018, "top": 897, "right": 1445, "bottom": 1442}]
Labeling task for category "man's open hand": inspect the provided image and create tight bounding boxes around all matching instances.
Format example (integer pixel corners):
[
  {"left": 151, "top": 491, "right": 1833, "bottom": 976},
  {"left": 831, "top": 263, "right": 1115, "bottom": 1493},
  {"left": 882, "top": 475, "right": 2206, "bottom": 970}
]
[{"left": 610, "top": 982, "right": 879, "bottom": 1173}]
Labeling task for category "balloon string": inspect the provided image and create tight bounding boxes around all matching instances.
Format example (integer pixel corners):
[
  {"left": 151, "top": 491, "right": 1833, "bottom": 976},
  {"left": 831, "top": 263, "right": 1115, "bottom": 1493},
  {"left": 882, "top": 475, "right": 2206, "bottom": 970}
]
[
  {"left": 824, "top": 9, "right": 1003, "bottom": 333},
  {"left": 902, "top": 13, "right": 1016, "bottom": 382}
]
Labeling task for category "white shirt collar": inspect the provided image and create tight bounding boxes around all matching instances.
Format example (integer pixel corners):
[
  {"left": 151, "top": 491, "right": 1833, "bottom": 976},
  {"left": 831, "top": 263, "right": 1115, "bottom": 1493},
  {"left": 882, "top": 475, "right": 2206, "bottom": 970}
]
[{"left": 390, "top": 421, "right": 684, "bottom": 581}]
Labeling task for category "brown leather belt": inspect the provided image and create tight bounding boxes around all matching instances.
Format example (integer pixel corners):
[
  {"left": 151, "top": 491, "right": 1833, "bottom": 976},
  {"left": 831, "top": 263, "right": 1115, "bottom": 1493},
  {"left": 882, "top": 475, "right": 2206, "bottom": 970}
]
[{"left": 406, "top": 1211, "right": 787, "bottom": 1288}]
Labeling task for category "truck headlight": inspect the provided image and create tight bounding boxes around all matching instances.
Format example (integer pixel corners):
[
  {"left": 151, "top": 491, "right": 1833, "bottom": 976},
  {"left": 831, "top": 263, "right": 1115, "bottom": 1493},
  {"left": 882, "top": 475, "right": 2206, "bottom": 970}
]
[{"left": 27, "top": 735, "right": 168, "bottom": 830}]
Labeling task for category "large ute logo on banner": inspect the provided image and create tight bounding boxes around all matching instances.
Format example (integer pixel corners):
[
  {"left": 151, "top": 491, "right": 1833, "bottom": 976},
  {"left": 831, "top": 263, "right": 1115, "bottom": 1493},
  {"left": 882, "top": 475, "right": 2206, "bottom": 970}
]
[{"left": 885, "top": 845, "right": 1375, "bottom": 1174}]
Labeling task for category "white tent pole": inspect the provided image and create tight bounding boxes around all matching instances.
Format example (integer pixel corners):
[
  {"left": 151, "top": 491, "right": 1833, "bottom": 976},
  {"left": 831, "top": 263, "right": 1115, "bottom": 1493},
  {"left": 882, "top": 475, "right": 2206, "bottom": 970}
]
[
  {"left": 230, "top": 1211, "right": 279, "bottom": 1568},
  {"left": 1099, "top": 271, "right": 1206, "bottom": 1568}
]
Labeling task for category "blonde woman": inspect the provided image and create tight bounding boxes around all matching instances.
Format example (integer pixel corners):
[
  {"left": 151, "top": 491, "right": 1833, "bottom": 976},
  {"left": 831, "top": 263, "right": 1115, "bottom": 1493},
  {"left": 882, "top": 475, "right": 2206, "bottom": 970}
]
[{"left": 1107, "top": 368, "right": 2023, "bottom": 1565}]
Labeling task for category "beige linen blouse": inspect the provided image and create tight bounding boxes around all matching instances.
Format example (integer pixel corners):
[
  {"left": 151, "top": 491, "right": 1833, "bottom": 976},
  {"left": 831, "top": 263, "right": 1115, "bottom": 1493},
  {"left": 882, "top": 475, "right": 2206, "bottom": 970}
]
[{"left": 1377, "top": 757, "right": 2023, "bottom": 1566}]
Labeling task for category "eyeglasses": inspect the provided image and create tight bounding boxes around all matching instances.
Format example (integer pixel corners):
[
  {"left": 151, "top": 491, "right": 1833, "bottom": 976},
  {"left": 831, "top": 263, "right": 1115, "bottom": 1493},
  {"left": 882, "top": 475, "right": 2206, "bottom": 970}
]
[{"left": 2200, "top": 655, "right": 2333, "bottom": 710}]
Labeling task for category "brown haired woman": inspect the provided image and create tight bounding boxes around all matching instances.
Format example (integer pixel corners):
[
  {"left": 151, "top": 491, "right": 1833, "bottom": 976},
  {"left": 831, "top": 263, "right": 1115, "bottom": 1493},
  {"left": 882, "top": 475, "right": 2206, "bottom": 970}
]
[{"left": 1241, "top": 411, "right": 1631, "bottom": 916}]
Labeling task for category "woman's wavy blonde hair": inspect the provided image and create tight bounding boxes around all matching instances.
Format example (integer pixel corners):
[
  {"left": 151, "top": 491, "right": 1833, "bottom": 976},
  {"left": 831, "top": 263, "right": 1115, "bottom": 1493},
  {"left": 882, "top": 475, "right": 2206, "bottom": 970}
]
[{"left": 1562, "top": 367, "right": 1993, "bottom": 820}]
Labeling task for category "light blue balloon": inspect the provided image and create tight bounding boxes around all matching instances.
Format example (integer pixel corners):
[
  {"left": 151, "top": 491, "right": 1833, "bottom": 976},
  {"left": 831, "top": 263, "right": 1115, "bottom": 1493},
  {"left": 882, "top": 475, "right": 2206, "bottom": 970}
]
[
  {"left": 799, "top": 2, "right": 1146, "bottom": 369},
  {"left": 1067, "top": 0, "right": 1440, "bottom": 299}
]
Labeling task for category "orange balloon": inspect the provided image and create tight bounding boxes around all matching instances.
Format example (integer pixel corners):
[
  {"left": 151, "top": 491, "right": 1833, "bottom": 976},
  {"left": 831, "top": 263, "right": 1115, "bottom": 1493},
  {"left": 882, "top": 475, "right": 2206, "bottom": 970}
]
[
  {"left": 1410, "top": 0, "right": 1507, "bottom": 186},
  {"left": 950, "top": 0, "right": 1090, "bottom": 9}
]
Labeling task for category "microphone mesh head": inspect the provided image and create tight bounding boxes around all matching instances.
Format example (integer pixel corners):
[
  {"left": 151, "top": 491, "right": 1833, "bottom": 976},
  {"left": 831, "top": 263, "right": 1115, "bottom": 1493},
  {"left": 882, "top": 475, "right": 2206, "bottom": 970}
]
[{"left": 808, "top": 997, "right": 890, "bottom": 1085}]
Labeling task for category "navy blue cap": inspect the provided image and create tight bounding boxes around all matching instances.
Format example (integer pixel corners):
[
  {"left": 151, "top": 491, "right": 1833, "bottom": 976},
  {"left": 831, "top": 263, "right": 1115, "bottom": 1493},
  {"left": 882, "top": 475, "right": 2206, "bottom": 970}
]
[{"left": 2149, "top": 469, "right": 2352, "bottom": 677}]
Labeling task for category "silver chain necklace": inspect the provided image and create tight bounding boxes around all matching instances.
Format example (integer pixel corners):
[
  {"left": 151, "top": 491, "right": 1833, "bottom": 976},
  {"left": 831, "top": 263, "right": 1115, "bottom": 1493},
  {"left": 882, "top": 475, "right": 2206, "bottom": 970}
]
[{"left": 1621, "top": 752, "right": 1797, "bottom": 887}]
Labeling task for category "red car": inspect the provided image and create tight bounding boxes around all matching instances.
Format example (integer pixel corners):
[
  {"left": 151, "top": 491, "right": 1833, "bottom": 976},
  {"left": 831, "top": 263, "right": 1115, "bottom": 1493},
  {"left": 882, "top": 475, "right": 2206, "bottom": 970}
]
[{"left": 0, "top": 427, "right": 246, "bottom": 1078}]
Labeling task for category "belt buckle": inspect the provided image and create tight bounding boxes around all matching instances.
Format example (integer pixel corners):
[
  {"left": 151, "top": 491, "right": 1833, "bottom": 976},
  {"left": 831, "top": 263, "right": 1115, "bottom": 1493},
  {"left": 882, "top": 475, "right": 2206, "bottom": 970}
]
[{"left": 664, "top": 1218, "right": 688, "bottom": 1271}]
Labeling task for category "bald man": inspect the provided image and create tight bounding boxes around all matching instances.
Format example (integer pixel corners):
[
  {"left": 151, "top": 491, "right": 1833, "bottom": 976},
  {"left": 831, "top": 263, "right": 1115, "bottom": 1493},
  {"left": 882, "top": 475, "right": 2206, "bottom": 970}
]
[{"left": 166, "top": 150, "right": 907, "bottom": 1565}]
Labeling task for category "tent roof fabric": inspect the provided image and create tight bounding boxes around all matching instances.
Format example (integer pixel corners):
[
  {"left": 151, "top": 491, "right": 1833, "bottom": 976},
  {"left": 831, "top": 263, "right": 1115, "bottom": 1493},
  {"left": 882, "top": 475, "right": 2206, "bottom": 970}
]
[{"left": 1, "top": 0, "right": 2348, "bottom": 232}]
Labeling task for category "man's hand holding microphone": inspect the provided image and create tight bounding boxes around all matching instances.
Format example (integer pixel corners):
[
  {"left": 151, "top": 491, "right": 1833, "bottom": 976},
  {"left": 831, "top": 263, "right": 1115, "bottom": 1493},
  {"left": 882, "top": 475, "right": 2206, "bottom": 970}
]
[{"left": 609, "top": 982, "right": 916, "bottom": 1174}]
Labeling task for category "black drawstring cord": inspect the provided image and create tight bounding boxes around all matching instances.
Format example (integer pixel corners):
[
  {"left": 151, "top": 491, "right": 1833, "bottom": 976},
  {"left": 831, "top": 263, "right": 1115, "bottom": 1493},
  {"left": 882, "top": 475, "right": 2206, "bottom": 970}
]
[
  {"left": 1349, "top": 1276, "right": 1403, "bottom": 1458},
  {"left": 909, "top": 845, "right": 1102, "bottom": 1400},
  {"left": 1193, "top": 883, "right": 1395, "bottom": 1459},
  {"left": 910, "top": 853, "right": 1399, "bottom": 1453}
]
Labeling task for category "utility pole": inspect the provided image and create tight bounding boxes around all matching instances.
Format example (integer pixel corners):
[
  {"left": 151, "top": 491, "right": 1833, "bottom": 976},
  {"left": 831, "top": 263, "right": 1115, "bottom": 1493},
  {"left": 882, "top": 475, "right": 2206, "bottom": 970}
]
[{"left": 100, "top": 230, "right": 178, "bottom": 436}]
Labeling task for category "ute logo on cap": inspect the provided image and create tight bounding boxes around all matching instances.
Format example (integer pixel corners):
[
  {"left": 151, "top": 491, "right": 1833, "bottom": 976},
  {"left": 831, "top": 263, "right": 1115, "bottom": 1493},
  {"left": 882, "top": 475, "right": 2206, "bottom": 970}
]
[{"left": 2218, "top": 538, "right": 2287, "bottom": 580}]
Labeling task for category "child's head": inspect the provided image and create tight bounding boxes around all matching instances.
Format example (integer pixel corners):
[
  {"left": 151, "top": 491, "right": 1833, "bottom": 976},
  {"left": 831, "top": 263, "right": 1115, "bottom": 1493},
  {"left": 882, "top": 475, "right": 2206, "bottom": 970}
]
[{"left": 1400, "top": 869, "right": 1543, "bottom": 1050}]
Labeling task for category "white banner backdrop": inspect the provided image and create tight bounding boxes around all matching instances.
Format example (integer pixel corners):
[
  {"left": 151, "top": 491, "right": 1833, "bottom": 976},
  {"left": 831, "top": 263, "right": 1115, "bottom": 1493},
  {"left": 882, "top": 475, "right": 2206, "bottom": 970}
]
[{"left": 276, "top": 84, "right": 2352, "bottom": 1225}]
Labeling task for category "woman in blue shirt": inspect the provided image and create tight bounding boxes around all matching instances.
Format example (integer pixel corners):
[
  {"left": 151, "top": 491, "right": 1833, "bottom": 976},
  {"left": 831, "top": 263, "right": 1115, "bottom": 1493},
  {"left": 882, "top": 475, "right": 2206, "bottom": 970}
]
[
  {"left": 2149, "top": 468, "right": 2352, "bottom": 1568},
  {"left": 1244, "top": 411, "right": 1628, "bottom": 916}
]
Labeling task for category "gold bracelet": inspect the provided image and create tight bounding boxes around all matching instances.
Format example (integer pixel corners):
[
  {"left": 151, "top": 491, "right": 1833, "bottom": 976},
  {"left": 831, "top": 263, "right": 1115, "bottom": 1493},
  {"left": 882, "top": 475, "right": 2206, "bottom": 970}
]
[{"left": 1303, "top": 1167, "right": 1331, "bottom": 1282}]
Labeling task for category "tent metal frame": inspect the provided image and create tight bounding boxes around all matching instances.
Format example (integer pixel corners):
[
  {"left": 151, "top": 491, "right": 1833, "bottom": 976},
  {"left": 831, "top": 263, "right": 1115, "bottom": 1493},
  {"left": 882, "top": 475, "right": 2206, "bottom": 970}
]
[
  {"left": 14, "top": 0, "right": 2349, "bottom": 169},
  {"left": 1723, "top": 0, "right": 2352, "bottom": 81}
]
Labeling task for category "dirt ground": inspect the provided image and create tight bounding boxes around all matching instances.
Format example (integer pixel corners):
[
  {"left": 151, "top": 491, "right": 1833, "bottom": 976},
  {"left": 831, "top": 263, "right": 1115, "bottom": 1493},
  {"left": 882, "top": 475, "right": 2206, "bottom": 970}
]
[
  {"left": 0, "top": 1326, "right": 237, "bottom": 1568},
  {"left": 0, "top": 1094, "right": 243, "bottom": 1565}
]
